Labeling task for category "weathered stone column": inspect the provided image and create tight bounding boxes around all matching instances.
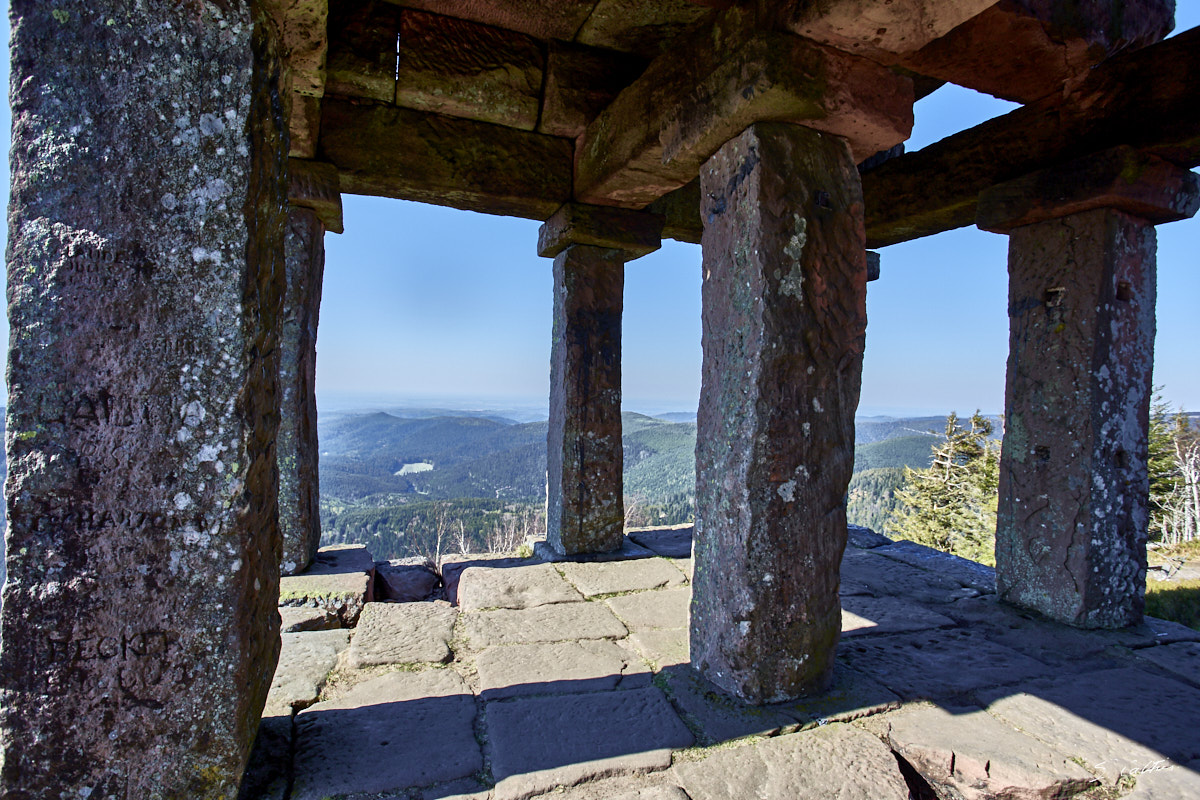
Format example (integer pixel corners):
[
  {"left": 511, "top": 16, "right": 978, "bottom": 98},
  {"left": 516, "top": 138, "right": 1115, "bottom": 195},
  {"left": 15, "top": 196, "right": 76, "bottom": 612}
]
[
  {"left": 278, "top": 160, "right": 342, "bottom": 575},
  {"left": 691, "top": 123, "right": 867, "bottom": 702},
  {"left": 978, "top": 147, "right": 1200, "bottom": 628},
  {"left": 538, "top": 204, "right": 663, "bottom": 555},
  {"left": 1, "top": 2, "right": 288, "bottom": 797}
]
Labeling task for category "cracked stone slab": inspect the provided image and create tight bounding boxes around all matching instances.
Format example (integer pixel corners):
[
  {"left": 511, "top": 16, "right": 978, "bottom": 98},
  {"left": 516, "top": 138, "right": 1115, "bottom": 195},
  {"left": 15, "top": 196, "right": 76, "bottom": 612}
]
[
  {"left": 841, "top": 594, "right": 956, "bottom": 637},
  {"left": 771, "top": 664, "right": 901, "bottom": 729},
  {"left": 558, "top": 558, "right": 688, "bottom": 598},
  {"left": 1125, "top": 760, "right": 1200, "bottom": 799},
  {"left": 657, "top": 665, "right": 794, "bottom": 745},
  {"left": 413, "top": 779, "right": 493, "bottom": 800},
  {"left": 1135, "top": 642, "right": 1200, "bottom": 688},
  {"left": 548, "top": 774, "right": 691, "bottom": 800},
  {"left": 978, "top": 667, "right": 1200, "bottom": 781},
  {"left": 872, "top": 539, "right": 997, "bottom": 594},
  {"left": 840, "top": 629, "right": 1054, "bottom": 701},
  {"left": 476, "top": 639, "right": 650, "bottom": 700},
  {"left": 606, "top": 587, "right": 691, "bottom": 631},
  {"left": 346, "top": 602, "right": 457, "bottom": 668},
  {"left": 279, "top": 605, "right": 341, "bottom": 632},
  {"left": 461, "top": 600, "right": 628, "bottom": 648},
  {"left": 488, "top": 687, "right": 694, "bottom": 800},
  {"left": 456, "top": 561, "right": 582, "bottom": 611},
  {"left": 627, "top": 525, "right": 693, "bottom": 558},
  {"left": 264, "top": 629, "right": 352, "bottom": 717},
  {"left": 629, "top": 628, "right": 689, "bottom": 669},
  {"left": 841, "top": 549, "right": 977, "bottom": 604},
  {"left": 292, "top": 669, "right": 481, "bottom": 800},
  {"left": 280, "top": 544, "right": 377, "bottom": 626},
  {"left": 886, "top": 704, "right": 1098, "bottom": 800},
  {"left": 673, "top": 722, "right": 909, "bottom": 800}
]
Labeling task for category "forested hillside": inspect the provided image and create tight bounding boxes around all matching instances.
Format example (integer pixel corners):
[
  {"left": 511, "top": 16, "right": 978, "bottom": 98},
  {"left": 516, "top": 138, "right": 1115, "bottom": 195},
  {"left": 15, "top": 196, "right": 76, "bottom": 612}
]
[{"left": 315, "top": 407, "right": 982, "bottom": 559}]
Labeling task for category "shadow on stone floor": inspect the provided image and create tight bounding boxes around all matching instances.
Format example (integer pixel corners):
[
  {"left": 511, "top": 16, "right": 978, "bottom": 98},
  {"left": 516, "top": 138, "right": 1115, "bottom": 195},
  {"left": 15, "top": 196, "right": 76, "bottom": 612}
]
[{"left": 245, "top": 529, "right": 1200, "bottom": 800}]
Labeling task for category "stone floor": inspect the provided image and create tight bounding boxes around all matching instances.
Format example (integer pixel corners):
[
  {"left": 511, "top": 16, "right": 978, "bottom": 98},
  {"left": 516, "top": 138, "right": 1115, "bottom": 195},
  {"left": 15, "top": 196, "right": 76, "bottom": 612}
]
[{"left": 243, "top": 527, "right": 1200, "bottom": 800}]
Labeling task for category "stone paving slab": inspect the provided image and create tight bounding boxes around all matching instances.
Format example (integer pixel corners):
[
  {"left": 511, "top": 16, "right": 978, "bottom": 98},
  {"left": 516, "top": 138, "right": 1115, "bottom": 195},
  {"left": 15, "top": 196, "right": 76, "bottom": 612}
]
[
  {"left": 978, "top": 667, "right": 1200, "bottom": 781},
  {"left": 1134, "top": 641, "right": 1200, "bottom": 688},
  {"left": 414, "top": 779, "right": 493, "bottom": 799},
  {"left": 279, "top": 605, "right": 340, "bottom": 632},
  {"left": 672, "top": 558, "right": 693, "bottom": 581},
  {"left": 841, "top": 593, "right": 956, "bottom": 637},
  {"left": 488, "top": 687, "right": 694, "bottom": 800},
  {"left": 476, "top": 639, "right": 650, "bottom": 700},
  {"left": 886, "top": 704, "right": 1098, "bottom": 800},
  {"left": 628, "top": 628, "right": 689, "bottom": 669},
  {"left": 280, "top": 544, "right": 376, "bottom": 626},
  {"left": 840, "top": 628, "right": 1054, "bottom": 701},
  {"left": 772, "top": 664, "right": 901, "bottom": 729},
  {"left": 534, "top": 537, "right": 657, "bottom": 563},
  {"left": 377, "top": 559, "right": 441, "bottom": 602},
  {"left": 442, "top": 555, "right": 535, "bottom": 605},
  {"left": 657, "top": 665, "right": 794, "bottom": 745},
  {"left": 292, "top": 669, "right": 481, "bottom": 800},
  {"left": 346, "top": 602, "right": 458, "bottom": 668},
  {"left": 264, "top": 629, "right": 352, "bottom": 717},
  {"left": 461, "top": 602, "right": 628, "bottom": 648},
  {"left": 847, "top": 524, "right": 892, "bottom": 549},
  {"left": 841, "top": 549, "right": 977, "bottom": 604},
  {"left": 938, "top": 596, "right": 1138, "bottom": 670},
  {"left": 672, "top": 722, "right": 909, "bottom": 800},
  {"left": 1125, "top": 759, "right": 1200, "bottom": 799},
  {"left": 546, "top": 774, "right": 691, "bottom": 800},
  {"left": 557, "top": 558, "right": 688, "bottom": 598},
  {"left": 872, "top": 539, "right": 997, "bottom": 594},
  {"left": 457, "top": 562, "right": 582, "bottom": 611},
  {"left": 240, "top": 712, "right": 292, "bottom": 800},
  {"left": 626, "top": 525, "right": 693, "bottom": 558},
  {"left": 605, "top": 587, "right": 690, "bottom": 631}
]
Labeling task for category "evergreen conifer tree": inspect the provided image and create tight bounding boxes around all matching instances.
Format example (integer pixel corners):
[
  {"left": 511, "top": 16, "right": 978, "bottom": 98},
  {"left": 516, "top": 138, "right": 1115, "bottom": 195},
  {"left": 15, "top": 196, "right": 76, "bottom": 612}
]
[{"left": 889, "top": 411, "right": 1000, "bottom": 565}]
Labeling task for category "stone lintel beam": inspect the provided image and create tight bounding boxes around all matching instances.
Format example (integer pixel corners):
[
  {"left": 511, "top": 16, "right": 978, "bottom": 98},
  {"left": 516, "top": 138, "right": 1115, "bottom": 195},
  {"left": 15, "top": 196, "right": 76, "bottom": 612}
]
[
  {"left": 863, "top": 26, "right": 1200, "bottom": 247},
  {"left": 977, "top": 147, "right": 1200, "bottom": 234},
  {"left": 538, "top": 203, "right": 664, "bottom": 260},
  {"left": 764, "top": 0, "right": 996, "bottom": 62},
  {"left": 326, "top": 0, "right": 399, "bottom": 102},
  {"left": 541, "top": 42, "right": 648, "bottom": 139},
  {"left": 867, "top": 250, "right": 881, "bottom": 282},
  {"left": 289, "top": 158, "right": 344, "bottom": 234},
  {"left": 647, "top": 179, "right": 703, "bottom": 244},
  {"left": 396, "top": 9, "right": 544, "bottom": 131},
  {"left": 381, "top": 0, "right": 599, "bottom": 41},
  {"left": 319, "top": 99, "right": 573, "bottom": 220},
  {"left": 898, "top": 0, "right": 1174, "bottom": 104},
  {"left": 575, "top": 10, "right": 913, "bottom": 208},
  {"left": 692, "top": 122, "right": 867, "bottom": 703},
  {"left": 575, "top": 0, "right": 717, "bottom": 60}
]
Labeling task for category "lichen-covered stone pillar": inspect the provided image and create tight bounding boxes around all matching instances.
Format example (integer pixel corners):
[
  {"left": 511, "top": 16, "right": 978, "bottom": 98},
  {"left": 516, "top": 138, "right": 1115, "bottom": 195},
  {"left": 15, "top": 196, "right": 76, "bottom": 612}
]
[
  {"left": 691, "top": 122, "right": 867, "bottom": 703},
  {"left": 978, "top": 147, "right": 1200, "bottom": 628},
  {"left": 278, "top": 159, "right": 342, "bottom": 575},
  {"left": 538, "top": 204, "right": 663, "bottom": 555},
  {"left": 1, "top": 2, "right": 288, "bottom": 796}
]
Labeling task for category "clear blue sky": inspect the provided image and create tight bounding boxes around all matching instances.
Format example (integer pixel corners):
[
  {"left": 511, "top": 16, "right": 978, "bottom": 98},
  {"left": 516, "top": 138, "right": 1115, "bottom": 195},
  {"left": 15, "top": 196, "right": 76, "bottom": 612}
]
[{"left": 3, "top": 11, "right": 1197, "bottom": 417}]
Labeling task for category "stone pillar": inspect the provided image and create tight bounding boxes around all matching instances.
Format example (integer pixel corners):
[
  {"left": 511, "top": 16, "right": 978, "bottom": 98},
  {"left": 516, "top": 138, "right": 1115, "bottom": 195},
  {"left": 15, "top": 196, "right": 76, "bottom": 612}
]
[
  {"left": 538, "top": 204, "right": 663, "bottom": 555},
  {"left": 978, "top": 147, "right": 1200, "bottom": 628},
  {"left": 279, "top": 160, "right": 342, "bottom": 575},
  {"left": 691, "top": 122, "right": 867, "bottom": 703},
  {"left": 1, "top": 2, "right": 288, "bottom": 797}
]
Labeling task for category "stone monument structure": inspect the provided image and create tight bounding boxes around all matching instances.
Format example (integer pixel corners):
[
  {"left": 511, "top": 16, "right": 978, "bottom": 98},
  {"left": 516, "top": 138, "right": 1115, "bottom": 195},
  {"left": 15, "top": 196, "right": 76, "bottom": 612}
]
[{"left": 2, "top": 0, "right": 1197, "bottom": 795}]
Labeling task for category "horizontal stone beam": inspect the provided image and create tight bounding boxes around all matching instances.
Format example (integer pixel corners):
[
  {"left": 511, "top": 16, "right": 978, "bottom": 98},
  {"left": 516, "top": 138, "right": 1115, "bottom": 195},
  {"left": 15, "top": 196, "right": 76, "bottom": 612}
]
[
  {"left": 977, "top": 146, "right": 1200, "bottom": 233},
  {"left": 767, "top": 0, "right": 996, "bottom": 62},
  {"left": 864, "top": 26, "right": 1200, "bottom": 247},
  {"left": 537, "top": 203, "right": 664, "bottom": 259},
  {"left": 898, "top": 0, "right": 1173, "bottom": 104},
  {"left": 319, "top": 99, "right": 573, "bottom": 220},
  {"left": 381, "top": 0, "right": 598, "bottom": 41},
  {"left": 576, "top": 10, "right": 913, "bottom": 208}
]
